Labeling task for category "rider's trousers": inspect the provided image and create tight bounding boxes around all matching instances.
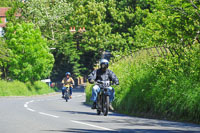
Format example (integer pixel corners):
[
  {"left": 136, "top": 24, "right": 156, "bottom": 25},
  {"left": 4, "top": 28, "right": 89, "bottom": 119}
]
[
  {"left": 62, "top": 87, "right": 72, "bottom": 96},
  {"left": 91, "top": 85, "right": 115, "bottom": 102}
]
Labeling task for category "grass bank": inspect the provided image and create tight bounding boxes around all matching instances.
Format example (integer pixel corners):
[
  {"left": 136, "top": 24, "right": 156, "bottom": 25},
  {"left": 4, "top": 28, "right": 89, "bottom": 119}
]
[
  {"left": 0, "top": 80, "right": 57, "bottom": 96},
  {"left": 86, "top": 46, "right": 200, "bottom": 124}
]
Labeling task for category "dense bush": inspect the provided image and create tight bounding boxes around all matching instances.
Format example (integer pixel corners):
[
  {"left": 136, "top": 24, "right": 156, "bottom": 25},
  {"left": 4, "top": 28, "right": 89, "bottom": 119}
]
[
  {"left": 86, "top": 45, "right": 200, "bottom": 123},
  {"left": 5, "top": 22, "right": 54, "bottom": 82},
  {"left": 0, "top": 80, "right": 55, "bottom": 96}
]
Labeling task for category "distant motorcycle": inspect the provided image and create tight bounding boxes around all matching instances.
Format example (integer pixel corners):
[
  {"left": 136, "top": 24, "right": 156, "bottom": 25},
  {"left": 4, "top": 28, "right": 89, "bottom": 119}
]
[
  {"left": 96, "top": 81, "right": 111, "bottom": 116},
  {"left": 63, "top": 84, "right": 70, "bottom": 102}
]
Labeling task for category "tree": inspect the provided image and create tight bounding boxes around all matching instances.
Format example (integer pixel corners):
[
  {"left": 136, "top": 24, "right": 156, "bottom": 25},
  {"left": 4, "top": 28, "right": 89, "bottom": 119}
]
[
  {"left": 22, "top": 0, "right": 73, "bottom": 47},
  {"left": 70, "top": 0, "right": 132, "bottom": 75},
  {"left": 134, "top": 0, "right": 200, "bottom": 49},
  {"left": 0, "top": 38, "right": 10, "bottom": 79},
  {"left": 51, "top": 33, "right": 81, "bottom": 81},
  {"left": 21, "top": 0, "right": 80, "bottom": 81},
  {"left": 5, "top": 22, "right": 54, "bottom": 82},
  {"left": 0, "top": 0, "right": 15, "bottom": 7}
]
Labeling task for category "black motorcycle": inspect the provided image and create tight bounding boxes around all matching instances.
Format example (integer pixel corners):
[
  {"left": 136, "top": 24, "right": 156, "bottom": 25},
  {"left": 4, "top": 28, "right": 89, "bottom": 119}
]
[
  {"left": 64, "top": 85, "right": 70, "bottom": 102},
  {"left": 96, "top": 81, "right": 111, "bottom": 116}
]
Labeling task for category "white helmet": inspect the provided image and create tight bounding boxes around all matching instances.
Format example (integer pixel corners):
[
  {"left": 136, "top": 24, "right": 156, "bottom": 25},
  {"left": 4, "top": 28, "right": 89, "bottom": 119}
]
[{"left": 100, "top": 59, "right": 109, "bottom": 69}]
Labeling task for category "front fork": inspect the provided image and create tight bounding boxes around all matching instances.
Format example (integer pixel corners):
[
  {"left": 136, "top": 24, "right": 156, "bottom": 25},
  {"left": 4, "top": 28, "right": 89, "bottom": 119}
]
[{"left": 97, "top": 90, "right": 109, "bottom": 111}]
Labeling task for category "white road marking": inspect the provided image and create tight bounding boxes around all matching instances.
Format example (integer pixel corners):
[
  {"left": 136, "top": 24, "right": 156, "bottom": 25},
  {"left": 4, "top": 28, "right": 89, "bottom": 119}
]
[
  {"left": 39, "top": 112, "right": 59, "bottom": 118},
  {"left": 71, "top": 120, "right": 114, "bottom": 131},
  {"left": 29, "top": 100, "right": 34, "bottom": 103},
  {"left": 23, "top": 93, "right": 87, "bottom": 119},
  {"left": 27, "top": 108, "right": 35, "bottom": 112},
  {"left": 24, "top": 100, "right": 35, "bottom": 112},
  {"left": 73, "top": 94, "right": 85, "bottom": 98},
  {"left": 76, "top": 95, "right": 83, "bottom": 97}
]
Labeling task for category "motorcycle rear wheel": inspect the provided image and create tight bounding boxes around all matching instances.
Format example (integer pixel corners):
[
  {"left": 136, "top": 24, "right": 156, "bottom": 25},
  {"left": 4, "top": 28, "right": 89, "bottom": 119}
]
[{"left": 103, "top": 95, "right": 109, "bottom": 116}]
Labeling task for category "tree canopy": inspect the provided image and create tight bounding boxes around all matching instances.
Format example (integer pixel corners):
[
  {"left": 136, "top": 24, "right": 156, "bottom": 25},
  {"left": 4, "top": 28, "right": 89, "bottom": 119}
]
[
  {"left": 1, "top": 0, "right": 199, "bottom": 82},
  {"left": 5, "top": 22, "right": 54, "bottom": 82}
]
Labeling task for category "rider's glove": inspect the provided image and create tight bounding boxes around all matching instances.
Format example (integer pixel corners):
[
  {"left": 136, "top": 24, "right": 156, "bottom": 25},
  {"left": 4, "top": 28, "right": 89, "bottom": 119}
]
[
  {"left": 112, "top": 82, "right": 119, "bottom": 85},
  {"left": 89, "top": 80, "right": 94, "bottom": 84},
  {"left": 96, "top": 80, "right": 102, "bottom": 84}
]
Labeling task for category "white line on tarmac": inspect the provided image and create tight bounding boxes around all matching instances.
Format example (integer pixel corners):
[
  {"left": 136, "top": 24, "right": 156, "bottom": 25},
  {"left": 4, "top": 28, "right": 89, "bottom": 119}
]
[
  {"left": 24, "top": 96, "right": 114, "bottom": 131},
  {"left": 27, "top": 108, "right": 35, "bottom": 112},
  {"left": 24, "top": 100, "right": 37, "bottom": 113},
  {"left": 71, "top": 120, "right": 114, "bottom": 131},
  {"left": 39, "top": 112, "right": 59, "bottom": 118}
]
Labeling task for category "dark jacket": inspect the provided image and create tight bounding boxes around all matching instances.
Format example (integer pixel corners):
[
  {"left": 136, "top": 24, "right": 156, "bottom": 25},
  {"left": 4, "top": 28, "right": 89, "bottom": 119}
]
[{"left": 88, "top": 68, "right": 119, "bottom": 85}]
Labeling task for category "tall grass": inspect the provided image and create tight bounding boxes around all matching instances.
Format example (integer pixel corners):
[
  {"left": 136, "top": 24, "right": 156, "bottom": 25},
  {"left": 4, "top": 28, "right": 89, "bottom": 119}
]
[
  {"left": 0, "top": 80, "right": 56, "bottom": 96},
  {"left": 85, "top": 45, "right": 200, "bottom": 123}
]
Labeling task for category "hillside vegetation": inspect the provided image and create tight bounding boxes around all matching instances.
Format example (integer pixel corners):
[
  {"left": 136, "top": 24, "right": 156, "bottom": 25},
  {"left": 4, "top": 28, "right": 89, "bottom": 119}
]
[
  {"left": 2, "top": 0, "right": 199, "bottom": 81},
  {"left": 0, "top": 0, "right": 199, "bottom": 111},
  {"left": 0, "top": 80, "right": 56, "bottom": 96},
  {"left": 86, "top": 44, "right": 200, "bottom": 123}
]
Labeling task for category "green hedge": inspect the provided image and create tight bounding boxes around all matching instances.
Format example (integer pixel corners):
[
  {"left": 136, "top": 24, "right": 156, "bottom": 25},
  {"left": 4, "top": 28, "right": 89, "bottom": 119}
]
[
  {"left": 0, "top": 80, "right": 56, "bottom": 96},
  {"left": 85, "top": 46, "right": 200, "bottom": 123}
]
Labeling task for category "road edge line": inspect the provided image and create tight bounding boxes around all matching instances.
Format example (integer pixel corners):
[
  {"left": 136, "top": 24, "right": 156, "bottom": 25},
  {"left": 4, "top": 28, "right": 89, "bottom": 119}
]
[{"left": 71, "top": 120, "right": 114, "bottom": 131}]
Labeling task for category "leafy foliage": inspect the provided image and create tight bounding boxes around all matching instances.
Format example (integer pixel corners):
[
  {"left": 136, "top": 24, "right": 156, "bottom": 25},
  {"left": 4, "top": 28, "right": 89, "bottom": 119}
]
[
  {"left": 86, "top": 45, "right": 200, "bottom": 123},
  {"left": 85, "top": 0, "right": 200, "bottom": 124},
  {"left": 2, "top": 0, "right": 200, "bottom": 123},
  {"left": 20, "top": 0, "right": 151, "bottom": 79},
  {"left": 22, "top": 0, "right": 73, "bottom": 46},
  {"left": 5, "top": 22, "right": 54, "bottom": 82},
  {"left": 0, "top": 0, "right": 15, "bottom": 7},
  {"left": 0, "top": 38, "right": 10, "bottom": 79},
  {"left": 134, "top": 0, "right": 200, "bottom": 48}
]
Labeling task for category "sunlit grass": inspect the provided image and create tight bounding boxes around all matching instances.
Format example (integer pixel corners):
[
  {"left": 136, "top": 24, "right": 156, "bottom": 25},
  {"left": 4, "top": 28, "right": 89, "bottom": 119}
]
[
  {"left": 0, "top": 80, "right": 55, "bottom": 96},
  {"left": 85, "top": 49, "right": 200, "bottom": 123}
]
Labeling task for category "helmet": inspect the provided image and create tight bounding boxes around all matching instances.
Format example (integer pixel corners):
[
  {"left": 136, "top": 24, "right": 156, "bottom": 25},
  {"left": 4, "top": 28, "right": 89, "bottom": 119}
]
[
  {"left": 65, "top": 72, "right": 71, "bottom": 76},
  {"left": 100, "top": 59, "right": 109, "bottom": 69}
]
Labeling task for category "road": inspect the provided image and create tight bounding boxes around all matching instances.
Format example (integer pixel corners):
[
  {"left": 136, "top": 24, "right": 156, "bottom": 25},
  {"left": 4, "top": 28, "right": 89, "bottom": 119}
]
[{"left": 0, "top": 86, "right": 200, "bottom": 133}]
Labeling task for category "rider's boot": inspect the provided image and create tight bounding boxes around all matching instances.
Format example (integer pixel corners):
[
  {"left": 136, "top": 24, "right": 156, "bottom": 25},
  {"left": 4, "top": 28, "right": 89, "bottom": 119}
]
[
  {"left": 62, "top": 95, "right": 64, "bottom": 98},
  {"left": 109, "top": 103, "right": 114, "bottom": 111},
  {"left": 91, "top": 102, "right": 96, "bottom": 109}
]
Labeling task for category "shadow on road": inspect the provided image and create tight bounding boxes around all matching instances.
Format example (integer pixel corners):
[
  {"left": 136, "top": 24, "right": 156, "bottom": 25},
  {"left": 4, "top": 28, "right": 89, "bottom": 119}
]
[
  {"left": 42, "top": 128, "right": 198, "bottom": 133},
  {"left": 59, "top": 110, "right": 97, "bottom": 116},
  {"left": 58, "top": 102, "right": 128, "bottom": 117},
  {"left": 82, "top": 117, "right": 200, "bottom": 130}
]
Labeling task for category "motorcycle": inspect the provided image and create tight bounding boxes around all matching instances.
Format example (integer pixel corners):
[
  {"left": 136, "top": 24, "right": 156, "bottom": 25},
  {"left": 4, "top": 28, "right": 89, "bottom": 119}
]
[
  {"left": 96, "top": 81, "right": 111, "bottom": 116},
  {"left": 63, "top": 84, "right": 71, "bottom": 102}
]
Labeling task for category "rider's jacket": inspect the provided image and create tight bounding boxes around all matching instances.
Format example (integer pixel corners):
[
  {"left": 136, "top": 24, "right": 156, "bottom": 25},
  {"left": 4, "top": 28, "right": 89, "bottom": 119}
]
[
  {"left": 88, "top": 68, "right": 119, "bottom": 85},
  {"left": 62, "top": 77, "right": 74, "bottom": 88}
]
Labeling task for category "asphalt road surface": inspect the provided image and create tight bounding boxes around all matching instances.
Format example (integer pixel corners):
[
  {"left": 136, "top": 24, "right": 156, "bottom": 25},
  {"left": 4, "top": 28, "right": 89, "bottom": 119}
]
[{"left": 0, "top": 86, "right": 200, "bottom": 133}]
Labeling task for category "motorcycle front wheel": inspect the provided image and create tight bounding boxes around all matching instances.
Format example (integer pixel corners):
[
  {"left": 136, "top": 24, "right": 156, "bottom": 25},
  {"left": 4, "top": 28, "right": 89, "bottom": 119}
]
[
  {"left": 64, "top": 89, "right": 69, "bottom": 102},
  {"left": 103, "top": 95, "right": 109, "bottom": 116}
]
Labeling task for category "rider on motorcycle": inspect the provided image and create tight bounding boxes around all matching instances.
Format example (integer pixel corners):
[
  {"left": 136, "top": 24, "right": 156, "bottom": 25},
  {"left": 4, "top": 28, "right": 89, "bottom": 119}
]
[
  {"left": 88, "top": 59, "right": 119, "bottom": 110},
  {"left": 61, "top": 72, "right": 74, "bottom": 98}
]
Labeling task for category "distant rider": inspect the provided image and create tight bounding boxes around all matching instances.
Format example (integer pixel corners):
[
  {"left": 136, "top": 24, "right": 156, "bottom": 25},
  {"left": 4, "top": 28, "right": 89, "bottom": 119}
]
[
  {"left": 88, "top": 59, "right": 119, "bottom": 110},
  {"left": 61, "top": 72, "right": 74, "bottom": 98}
]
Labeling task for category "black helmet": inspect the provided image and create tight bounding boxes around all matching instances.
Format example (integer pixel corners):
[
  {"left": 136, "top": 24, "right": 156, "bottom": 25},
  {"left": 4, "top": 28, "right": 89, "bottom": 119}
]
[
  {"left": 65, "top": 72, "right": 71, "bottom": 76},
  {"left": 100, "top": 59, "right": 109, "bottom": 69}
]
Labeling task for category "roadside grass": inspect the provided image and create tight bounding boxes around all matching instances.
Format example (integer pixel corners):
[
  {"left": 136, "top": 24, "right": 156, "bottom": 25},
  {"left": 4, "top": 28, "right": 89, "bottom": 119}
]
[
  {"left": 85, "top": 47, "right": 200, "bottom": 124},
  {"left": 0, "top": 80, "right": 56, "bottom": 96}
]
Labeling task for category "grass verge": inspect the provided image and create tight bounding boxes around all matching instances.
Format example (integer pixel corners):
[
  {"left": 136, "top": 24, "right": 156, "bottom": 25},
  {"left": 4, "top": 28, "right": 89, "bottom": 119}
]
[
  {"left": 0, "top": 80, "right": 57, "bottom": 96},
  {"left": 85, "top": 47, "right": 200, "bottom": 124}
]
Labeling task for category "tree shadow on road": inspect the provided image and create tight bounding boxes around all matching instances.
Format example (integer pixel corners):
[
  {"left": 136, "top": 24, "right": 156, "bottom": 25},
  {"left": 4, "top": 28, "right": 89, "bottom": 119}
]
[
  {"left": 83, "top": 117, "right": 200, "bottom": 130},
  {"left": 59, "top": 110, "right": 97, "bottom": 116},
  {"left": 42, "top": 128, "right": 197, "bottom": 133}
]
